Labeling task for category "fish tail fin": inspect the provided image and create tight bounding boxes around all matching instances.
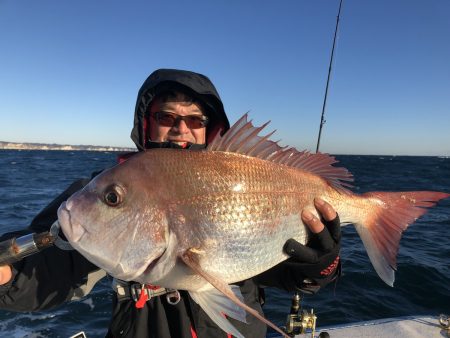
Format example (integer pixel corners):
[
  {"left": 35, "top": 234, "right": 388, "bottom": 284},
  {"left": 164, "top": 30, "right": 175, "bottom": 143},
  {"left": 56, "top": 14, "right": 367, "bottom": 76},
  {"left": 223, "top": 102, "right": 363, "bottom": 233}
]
[{"left": 355, "top": 191, "right": 449, "bottom": 286}]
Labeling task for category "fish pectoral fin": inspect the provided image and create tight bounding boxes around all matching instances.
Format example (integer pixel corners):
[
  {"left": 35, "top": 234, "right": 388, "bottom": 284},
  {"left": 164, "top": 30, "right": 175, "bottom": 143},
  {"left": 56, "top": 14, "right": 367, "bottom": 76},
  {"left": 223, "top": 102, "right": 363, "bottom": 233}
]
[
  {"left": 181, "top": 249, "right": 289, "bottom": 338},
  {"left": 189, "top": 288, "right": 246, "bottom": 338}
]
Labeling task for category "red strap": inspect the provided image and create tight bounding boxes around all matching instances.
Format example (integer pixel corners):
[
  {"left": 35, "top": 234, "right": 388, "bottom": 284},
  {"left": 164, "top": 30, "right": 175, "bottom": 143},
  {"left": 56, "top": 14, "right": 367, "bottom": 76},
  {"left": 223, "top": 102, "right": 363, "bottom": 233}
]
[
  {"left": 134, "top": 284, "right": 163, "bottom": 309},
  {"left": 137, "top": 288, "right": 233, "bottom": 338},
  {"left": 190, "top": 326, "right": 198, "bottom": 338},
  {"left": 135, "top": 288, "right": 149, "bottom": 309}
]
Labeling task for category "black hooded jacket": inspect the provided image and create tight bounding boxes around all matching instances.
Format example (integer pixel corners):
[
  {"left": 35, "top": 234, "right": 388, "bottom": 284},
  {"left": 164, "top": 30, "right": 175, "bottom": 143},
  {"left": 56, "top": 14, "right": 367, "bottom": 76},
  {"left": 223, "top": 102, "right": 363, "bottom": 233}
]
[
  {"left": 0, "top": 69, "right": 267, "bottom": 338},
  {"left": 130, "top": 68, "right": 230, "bottom": 150}
]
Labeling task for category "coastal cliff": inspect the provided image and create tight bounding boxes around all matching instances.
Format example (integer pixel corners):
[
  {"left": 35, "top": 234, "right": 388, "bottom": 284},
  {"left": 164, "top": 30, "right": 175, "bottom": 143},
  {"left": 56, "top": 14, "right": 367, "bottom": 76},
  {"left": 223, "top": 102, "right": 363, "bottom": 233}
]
[{"left": 0, "top": 141, "right": 134, "bottom": 152}]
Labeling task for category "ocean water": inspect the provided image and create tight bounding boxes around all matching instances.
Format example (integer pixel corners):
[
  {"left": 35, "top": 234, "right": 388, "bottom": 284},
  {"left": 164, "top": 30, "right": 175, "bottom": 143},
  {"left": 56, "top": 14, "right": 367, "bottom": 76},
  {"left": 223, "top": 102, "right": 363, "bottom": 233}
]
[{"left": 0, "top": 150, "right": 449, "bottom": 338}]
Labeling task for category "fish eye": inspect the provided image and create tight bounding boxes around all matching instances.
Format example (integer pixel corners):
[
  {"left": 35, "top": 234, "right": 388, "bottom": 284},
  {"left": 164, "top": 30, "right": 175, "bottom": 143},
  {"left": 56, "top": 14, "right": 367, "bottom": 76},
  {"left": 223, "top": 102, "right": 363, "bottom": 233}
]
[{"left": 103, "top": 185, "right": 124, "bottom": 207}]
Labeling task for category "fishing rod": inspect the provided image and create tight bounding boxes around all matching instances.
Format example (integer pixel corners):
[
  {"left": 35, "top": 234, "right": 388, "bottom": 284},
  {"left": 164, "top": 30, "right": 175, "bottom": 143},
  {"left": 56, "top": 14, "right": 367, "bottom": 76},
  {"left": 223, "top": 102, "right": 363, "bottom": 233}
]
[
  {"left": 0, "top": 232, "right": 55, "bottom": 265},
  {"left": 0, "top": 222, "right": 70, "bottom": 266},
  {"left": 315, "top": 0, "right": 343, "bottom": 153},
  {"left": 284, "top": 2, "right": 344, "bottom": 336}
]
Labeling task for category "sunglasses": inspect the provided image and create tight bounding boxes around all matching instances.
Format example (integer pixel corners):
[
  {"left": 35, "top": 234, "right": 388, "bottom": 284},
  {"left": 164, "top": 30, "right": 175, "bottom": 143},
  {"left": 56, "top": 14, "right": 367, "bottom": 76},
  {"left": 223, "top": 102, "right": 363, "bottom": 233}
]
[{"left": 151, "top": 112, "right": 209, "bottom": 129}]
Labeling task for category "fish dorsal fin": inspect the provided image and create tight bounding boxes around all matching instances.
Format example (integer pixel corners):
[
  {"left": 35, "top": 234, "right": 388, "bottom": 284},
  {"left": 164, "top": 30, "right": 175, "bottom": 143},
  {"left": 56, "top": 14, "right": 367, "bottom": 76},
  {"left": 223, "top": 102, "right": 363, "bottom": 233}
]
[{"left": 208, "top": 113, "right": 353, "bottom": 193}]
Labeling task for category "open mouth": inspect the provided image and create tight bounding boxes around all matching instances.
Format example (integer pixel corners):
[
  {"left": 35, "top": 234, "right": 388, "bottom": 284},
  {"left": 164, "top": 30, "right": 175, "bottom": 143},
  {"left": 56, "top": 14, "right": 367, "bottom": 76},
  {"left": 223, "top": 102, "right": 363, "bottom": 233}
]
[{"left": 171, "top": 141, "right": 188, "bottom": 147}]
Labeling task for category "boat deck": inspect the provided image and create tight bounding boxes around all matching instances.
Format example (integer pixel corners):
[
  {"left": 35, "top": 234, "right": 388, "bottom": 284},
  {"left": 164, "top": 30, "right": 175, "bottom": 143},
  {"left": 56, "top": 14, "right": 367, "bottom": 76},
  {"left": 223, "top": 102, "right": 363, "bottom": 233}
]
[{"left": 284, "top": 315, "right": 449, "bottom": 338}]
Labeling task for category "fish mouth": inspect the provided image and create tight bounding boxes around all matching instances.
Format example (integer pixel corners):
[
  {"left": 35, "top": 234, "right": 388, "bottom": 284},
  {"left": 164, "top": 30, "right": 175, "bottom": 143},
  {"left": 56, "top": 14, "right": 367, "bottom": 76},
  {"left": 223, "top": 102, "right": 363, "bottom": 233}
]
[{"left": 57, "top": 202, "right": 87, "bottom": 243}]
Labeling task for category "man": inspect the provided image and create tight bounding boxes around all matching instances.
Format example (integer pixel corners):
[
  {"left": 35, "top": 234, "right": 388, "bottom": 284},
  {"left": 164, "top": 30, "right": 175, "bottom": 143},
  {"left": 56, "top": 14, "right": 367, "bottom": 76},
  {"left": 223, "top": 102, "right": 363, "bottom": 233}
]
[{"left": 0, "top": 69, "right": 340, "bottom": 337}]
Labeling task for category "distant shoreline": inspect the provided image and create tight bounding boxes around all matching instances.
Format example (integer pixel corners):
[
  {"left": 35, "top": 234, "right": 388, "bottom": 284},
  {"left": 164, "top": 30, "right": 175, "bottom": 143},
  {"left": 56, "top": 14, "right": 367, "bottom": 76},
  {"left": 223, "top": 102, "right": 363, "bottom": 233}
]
[
  {"left": 1, "top": 141, "right": 448, "bottom": 157},
  {"left": 0, "top": 141, "right": 134, "bottom": 152}
]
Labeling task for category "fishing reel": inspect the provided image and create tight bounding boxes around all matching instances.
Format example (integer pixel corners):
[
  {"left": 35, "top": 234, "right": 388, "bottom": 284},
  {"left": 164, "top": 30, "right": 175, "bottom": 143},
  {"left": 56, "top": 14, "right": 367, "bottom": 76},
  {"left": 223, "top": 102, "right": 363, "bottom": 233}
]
[{"left": 285, "top": 291, "right": 329, "bottom": 338}]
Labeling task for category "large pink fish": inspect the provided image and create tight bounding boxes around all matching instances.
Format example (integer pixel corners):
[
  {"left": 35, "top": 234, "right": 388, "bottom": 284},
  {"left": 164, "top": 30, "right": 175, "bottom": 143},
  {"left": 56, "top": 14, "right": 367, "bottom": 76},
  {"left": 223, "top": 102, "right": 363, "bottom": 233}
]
[{"left": 57, "top": 114, "right": 449, "bottom": 338}]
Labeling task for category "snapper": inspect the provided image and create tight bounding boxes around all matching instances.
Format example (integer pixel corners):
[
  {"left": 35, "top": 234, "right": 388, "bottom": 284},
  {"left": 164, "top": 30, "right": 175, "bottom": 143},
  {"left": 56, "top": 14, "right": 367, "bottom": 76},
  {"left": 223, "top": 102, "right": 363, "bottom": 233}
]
[{"left": 57, "top": 114, "right": 449, "bottom": 338}]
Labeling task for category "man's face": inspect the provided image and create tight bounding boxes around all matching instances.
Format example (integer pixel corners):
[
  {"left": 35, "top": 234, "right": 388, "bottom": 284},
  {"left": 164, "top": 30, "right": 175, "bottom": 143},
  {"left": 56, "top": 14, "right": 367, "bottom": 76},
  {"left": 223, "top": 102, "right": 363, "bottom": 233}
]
[{"left": 148, "top": 96, "right": 207, "bottom": 147}]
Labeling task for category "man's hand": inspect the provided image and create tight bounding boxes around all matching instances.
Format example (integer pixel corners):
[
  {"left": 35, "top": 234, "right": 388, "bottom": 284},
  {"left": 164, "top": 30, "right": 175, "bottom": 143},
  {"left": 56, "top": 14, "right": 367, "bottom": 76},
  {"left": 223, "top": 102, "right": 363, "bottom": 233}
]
[
  {"left": 252, "top": 198, "right": 341, "bottom": 292},
  {"left": 285, "top": 197, "right": 340, "bottom": 264},
  {"left": 0, "top": 265, "right": 12, "bottom": 285},
  {"left": 303, "top": 197, "right": 337, "bottom": 235},
  {"left": 282, "top": 198, "right": 341, "bottom": 293}
]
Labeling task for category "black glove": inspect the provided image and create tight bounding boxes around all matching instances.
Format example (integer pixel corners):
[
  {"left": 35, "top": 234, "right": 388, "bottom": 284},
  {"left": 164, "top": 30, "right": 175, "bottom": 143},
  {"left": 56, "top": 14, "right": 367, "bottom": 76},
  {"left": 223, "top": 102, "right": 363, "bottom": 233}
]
[
  {"left": 254, "top": 214, "right": 341, "bottom": 293},
  {"left": 283, "top": 213, "right": 341, "bottom": 293}
]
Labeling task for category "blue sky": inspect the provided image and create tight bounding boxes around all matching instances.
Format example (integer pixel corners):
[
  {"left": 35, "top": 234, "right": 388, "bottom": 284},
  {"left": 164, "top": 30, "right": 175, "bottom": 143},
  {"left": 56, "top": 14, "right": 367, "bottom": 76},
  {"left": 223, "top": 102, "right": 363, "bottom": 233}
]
[{"left": 1, "top": 0, "right": 449, "bottom": 156}]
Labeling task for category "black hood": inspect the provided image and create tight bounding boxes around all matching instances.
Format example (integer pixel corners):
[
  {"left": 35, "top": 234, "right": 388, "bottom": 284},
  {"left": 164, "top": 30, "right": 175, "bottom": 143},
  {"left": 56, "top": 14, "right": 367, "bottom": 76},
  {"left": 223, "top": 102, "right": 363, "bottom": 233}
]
[{"left": 130, "top": 69, "right": 230, "bottom": 150}]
